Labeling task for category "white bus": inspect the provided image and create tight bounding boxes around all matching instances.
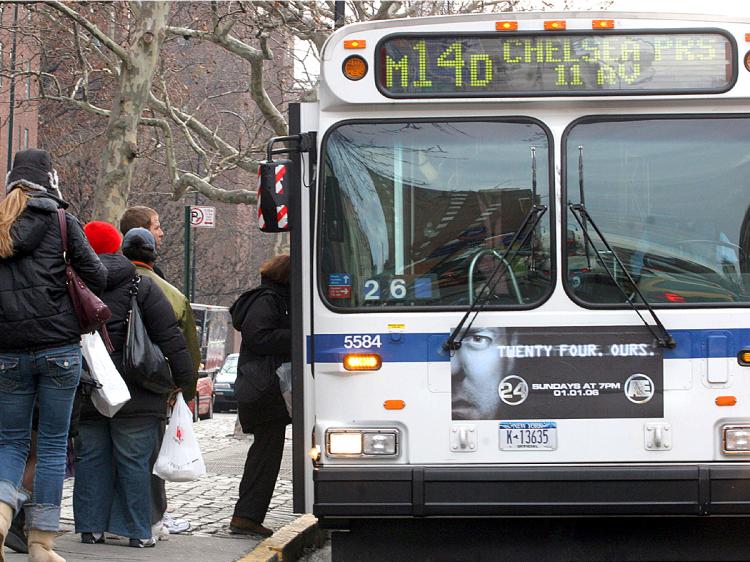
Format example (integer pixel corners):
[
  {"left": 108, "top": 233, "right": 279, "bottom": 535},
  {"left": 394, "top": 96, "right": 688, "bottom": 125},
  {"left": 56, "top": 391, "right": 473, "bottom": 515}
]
[{"left": 258, "top": 10, "right": 750, "bottom": 558}]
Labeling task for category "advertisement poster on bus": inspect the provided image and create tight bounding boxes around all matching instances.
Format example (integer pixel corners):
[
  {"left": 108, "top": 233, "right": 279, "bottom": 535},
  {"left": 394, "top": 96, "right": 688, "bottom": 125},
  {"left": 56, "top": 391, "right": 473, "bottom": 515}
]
[{"left": 451, "top": 326, "right": 663, "bottom": 420}]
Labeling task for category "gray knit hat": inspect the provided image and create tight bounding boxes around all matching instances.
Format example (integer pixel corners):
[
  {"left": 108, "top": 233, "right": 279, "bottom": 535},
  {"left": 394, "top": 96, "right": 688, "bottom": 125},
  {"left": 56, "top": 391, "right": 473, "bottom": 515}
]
[
  {"left": 6, "top": 148, "right": 61, "bottom": 198},
  {"left": 122, "top": 227, "right": 158, "bottom": 262}
]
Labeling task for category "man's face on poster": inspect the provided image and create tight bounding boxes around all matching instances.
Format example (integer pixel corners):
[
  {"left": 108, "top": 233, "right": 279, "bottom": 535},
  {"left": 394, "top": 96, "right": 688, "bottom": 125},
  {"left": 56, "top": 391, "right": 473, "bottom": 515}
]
[{"left": 451, "top": 327, "right": 508, "bottom": 420}]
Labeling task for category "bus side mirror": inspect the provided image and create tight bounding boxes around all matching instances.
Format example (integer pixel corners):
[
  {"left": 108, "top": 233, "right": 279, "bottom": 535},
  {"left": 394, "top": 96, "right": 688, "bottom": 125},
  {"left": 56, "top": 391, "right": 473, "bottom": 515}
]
[{"left": 257, "top": 159, "right": 292, "bottom": 232}]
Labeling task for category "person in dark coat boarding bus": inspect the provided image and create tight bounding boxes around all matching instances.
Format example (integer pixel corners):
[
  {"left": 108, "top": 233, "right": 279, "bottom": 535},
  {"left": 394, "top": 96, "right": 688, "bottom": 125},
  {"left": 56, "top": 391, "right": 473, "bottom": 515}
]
[
  {"left": 0, "top": 149, "right": 107, "bottom": 562},
  {"left": 229, "top": 254, "right": 292, "bottom": 538}
]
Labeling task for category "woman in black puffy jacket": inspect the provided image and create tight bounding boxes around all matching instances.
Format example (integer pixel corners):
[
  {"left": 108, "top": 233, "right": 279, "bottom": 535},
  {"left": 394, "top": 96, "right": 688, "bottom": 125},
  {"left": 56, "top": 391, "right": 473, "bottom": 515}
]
[
  {"left": 73, "top": 223, "right": 194, "bottom": 549},
  {"left": 228, "top": 254, "right": 291, "bottom": 538},
  {"left": 0, "top": 149, "right": 107, "bottom": 561}
]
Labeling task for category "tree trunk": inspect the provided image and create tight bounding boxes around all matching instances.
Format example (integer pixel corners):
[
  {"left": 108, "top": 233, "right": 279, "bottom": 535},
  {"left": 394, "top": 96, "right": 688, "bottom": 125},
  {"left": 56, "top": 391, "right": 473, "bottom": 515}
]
[{"left": 93, "top": 1, "right": 170, "bottom": 224}]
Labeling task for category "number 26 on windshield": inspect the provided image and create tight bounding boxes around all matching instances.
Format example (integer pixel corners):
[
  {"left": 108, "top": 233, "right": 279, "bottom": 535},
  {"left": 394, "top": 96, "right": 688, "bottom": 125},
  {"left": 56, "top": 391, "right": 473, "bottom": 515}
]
[{"left": 344, "top": 335, "right": 383, "bottom": 349}]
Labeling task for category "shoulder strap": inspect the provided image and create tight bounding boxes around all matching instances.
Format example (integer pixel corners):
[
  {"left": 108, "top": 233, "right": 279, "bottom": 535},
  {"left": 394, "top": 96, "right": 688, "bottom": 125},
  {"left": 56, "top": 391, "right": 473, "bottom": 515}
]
[
  {"left": 56, "top": 209, "right": 70, "bottom": 264},
  {"left": 129, "top": 274, "right": 141, "bottom": 295}
]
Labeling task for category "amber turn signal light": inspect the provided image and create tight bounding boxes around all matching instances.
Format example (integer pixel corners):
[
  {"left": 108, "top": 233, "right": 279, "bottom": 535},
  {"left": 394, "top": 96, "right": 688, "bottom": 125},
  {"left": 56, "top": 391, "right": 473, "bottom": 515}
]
[
  {"left": 343, "top": 353, "right": 382, "bottom": 371},
  {"left": 716, "top": 396, "right": 737, "bottom": 407},
  {"left": 342, "top": 55, "right": 368, "bottom": 81},
  {"left": 383, "top": 400, "right": 405, "bottom": 410},
  {"left": 738, "top": 350, "right": 750, "bottom": 365}
]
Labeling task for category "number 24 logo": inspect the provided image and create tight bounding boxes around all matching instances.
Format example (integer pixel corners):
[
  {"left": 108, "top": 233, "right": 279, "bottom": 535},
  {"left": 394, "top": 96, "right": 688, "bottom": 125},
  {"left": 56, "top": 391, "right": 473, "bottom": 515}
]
[{"left": 343, "top": 335, "right": 383, "bottom": 349}]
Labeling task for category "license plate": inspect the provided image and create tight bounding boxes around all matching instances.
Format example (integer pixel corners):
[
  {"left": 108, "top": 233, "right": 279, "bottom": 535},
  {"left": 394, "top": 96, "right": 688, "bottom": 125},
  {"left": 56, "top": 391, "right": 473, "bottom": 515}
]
[{"left": 499, "top": 421, "right": 557, "bottom": 451}]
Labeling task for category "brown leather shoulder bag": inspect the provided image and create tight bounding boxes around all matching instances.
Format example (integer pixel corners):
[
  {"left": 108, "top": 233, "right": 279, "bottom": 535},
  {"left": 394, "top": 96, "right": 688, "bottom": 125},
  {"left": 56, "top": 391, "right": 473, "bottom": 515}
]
[{"left": 57, "top": 209, "right": 113, "bottom": 348}]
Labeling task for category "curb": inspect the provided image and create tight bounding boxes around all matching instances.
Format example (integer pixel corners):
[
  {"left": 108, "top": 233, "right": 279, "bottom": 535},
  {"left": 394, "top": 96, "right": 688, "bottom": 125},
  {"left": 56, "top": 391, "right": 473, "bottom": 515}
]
[{"left": 236, "top": 514, "right": 323, "bottom": 562}]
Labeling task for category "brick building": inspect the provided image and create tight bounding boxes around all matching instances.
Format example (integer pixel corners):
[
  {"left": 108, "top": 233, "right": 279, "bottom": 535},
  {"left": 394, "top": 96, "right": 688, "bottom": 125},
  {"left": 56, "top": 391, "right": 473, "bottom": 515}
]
[{"left": 0, "top": 3, "right": 39, "bottom": 174}]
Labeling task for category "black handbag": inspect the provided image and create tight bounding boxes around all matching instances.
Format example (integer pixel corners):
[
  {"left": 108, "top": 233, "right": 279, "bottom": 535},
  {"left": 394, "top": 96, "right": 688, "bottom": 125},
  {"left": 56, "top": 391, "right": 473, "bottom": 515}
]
[{"left": 122, "top": 275, "right": 174, "bottom": 394}]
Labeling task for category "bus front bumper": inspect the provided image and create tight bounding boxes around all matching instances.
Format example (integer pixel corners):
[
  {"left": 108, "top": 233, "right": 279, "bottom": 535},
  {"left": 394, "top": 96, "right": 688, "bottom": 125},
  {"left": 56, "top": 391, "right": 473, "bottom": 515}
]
[{"left": 313, "top": 464, "right": 750, "bottom": 519}]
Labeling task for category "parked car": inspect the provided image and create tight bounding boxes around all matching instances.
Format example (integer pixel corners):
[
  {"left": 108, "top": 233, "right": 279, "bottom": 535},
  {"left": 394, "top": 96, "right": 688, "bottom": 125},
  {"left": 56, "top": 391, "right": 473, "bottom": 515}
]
[
  {"left": 187, "top": 373, "right": 214, "bottom": 421},
  {"left": 213, "top": 353, "right": 238, "bottom": 411}
]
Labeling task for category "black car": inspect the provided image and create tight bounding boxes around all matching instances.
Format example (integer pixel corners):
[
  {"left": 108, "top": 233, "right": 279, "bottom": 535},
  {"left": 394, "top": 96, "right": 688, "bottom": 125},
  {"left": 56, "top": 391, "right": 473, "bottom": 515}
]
[{"left": 213, "top": 353, "right": 238, "bottom": 411}]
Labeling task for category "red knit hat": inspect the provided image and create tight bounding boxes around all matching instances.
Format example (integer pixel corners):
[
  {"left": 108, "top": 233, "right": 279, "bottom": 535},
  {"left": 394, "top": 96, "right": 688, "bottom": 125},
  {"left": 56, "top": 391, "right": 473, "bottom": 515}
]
[{"left": 84, "top": 221, "right": 122, "bottom": 255}]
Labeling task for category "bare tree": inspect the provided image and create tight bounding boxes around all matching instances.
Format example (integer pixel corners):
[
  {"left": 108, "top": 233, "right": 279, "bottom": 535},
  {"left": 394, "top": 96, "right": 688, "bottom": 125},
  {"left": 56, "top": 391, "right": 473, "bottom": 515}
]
[
  {"left": 4, "top": 0, "right": 615, "bottom": 303},
  {"left": 7, "top": 0, "right": 552, "bottom": 222}
]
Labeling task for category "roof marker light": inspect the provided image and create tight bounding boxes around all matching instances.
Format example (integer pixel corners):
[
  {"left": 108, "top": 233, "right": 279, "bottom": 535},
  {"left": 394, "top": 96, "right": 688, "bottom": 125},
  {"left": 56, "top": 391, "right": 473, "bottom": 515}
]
[
  {"left": 344, "top": 39, "right": 366, "bottom": 49},
  {"left": 593, "top": 19, "right": 615, "bottom": 29},
  {"left": 495, "top": 21, "right": 518, "bottom": 31},
  {"left": 544, "top": 20, "right": 566, "bottom": 31}
]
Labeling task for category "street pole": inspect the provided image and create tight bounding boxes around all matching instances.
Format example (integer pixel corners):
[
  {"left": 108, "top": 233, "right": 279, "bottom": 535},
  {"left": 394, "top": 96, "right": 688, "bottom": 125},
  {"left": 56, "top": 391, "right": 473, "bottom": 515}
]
[
  {"left": 334, "top": 0, "right": 345, "bottom": 29},
  {"left": 191, "top": 192, "right": 198, "bottom": 302},
  {"left": 183, "top": 205, "right": 192, "bottom": 301},
  {"left": 6, "top": 4, "right": 18, "bottom": 170}
]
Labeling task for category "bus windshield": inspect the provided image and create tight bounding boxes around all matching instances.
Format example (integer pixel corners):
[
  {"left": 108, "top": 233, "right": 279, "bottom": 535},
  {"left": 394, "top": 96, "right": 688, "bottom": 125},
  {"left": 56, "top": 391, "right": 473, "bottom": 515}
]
[
  {"left": 565, "top": 116, "right": 750, "bottom": 305},
  {"left": 319, "top": 120, "right": 553, "bottom": 308}
]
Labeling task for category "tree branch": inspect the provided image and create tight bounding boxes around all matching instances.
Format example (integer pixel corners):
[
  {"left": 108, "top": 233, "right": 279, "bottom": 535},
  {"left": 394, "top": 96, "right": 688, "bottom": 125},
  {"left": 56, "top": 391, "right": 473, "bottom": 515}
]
[{"left": 43, "top": 1, "right": 130, "bottom": 64}]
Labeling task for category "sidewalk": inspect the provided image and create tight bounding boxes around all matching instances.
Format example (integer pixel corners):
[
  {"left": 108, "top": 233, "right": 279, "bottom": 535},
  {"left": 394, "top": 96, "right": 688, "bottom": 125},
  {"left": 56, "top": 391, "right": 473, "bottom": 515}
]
[
  {"left": 6, "top": 414, "right": 305, "bottom": 562},
  {"left": 7, "top": 533, "right": 257, "bottom": 562}
]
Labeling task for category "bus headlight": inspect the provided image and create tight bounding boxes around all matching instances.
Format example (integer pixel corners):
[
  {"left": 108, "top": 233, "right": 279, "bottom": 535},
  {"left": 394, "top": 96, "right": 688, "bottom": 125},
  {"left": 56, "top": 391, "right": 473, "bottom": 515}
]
[
  {"left": 722, "top": 425, "right": 750, "bottom": 454},
  {"left": 326, "top": 429, "right": 399, "bottom": 457}
]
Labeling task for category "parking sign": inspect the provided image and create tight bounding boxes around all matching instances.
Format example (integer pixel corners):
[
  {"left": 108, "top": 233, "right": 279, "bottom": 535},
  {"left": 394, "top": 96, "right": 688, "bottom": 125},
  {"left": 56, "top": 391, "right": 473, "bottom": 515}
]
[{"left": 190, "top": 206, "right": 216, "bottom": 228}]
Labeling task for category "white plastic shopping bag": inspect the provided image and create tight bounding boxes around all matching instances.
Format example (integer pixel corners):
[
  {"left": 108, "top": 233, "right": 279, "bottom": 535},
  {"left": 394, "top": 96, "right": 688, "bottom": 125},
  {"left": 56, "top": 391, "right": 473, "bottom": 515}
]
[
  {"left": 153, "top": 392, "right": 206, "bottom": 482},
  {"left": 276, "top": 362, "right": 292, "bottom": 417},
  {"left": 80, "top": 332, "right": 130, "bottom": 417}
]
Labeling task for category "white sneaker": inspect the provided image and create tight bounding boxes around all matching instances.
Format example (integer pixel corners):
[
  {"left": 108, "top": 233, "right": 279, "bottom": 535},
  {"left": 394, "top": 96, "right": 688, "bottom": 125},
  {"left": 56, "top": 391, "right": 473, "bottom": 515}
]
[
  {"left": 163, "top": 513, "right": 190, "bottom": 534},
  {"left": 151, "top": 520, "right": 170, "bottom": 541},
  {"left": 129, "top": 537, "right": 156, "bottom": 548}
]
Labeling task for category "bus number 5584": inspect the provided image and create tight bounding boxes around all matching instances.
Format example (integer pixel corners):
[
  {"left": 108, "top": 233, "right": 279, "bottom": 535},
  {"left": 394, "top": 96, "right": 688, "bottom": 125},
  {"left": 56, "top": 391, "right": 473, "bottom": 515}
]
[{"left": 343, "top": 335, "right": 383, "bottom": 349}]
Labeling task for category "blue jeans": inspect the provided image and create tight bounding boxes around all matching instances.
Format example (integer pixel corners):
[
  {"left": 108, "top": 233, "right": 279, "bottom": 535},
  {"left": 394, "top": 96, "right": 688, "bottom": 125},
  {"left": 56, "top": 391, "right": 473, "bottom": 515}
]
[
  {"left": 0, "top": 344, "right": 81, "bottom": 531},
  {"left": 73, "top": 416, "right": 159, "bottom": 540}
]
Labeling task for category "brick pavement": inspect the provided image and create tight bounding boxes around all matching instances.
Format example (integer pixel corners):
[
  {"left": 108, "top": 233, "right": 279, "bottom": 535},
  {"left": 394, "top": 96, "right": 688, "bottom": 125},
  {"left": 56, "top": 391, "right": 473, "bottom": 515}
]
[{"left": 59, "top": 413, "right": 296, "bottom": 537}]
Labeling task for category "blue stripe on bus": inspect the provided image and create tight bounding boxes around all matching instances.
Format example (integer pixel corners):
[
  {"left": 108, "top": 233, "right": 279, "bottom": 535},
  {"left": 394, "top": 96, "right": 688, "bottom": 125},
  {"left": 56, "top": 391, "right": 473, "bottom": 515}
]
[{"left": 307, "top": 329, "right": 750, "bottom": 363}]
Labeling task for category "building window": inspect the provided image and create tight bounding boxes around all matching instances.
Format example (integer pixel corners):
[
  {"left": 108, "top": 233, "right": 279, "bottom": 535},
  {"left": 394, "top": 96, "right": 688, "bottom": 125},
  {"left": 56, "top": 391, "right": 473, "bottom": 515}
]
[
  {"left": 25, "top": 61, "right": 31, "bottom": 99},
  {"left": 23, "top": 128, "right": 29, "bottom": 150},
  {"left": 0, "top": 43, "right": 3, "bottom": 89}
]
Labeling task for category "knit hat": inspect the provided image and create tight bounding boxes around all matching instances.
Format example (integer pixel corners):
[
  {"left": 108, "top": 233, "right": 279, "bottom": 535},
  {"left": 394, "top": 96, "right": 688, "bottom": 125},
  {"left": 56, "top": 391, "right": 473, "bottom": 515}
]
[
  {"left": 84, "top": 221, "right": 122, "bottom": 255},
  {"left": 6, "top": 148, "right": 61, "bottom": 198},
  {"left": 122, "top": 227, "right": 157, "bottom": 262}
]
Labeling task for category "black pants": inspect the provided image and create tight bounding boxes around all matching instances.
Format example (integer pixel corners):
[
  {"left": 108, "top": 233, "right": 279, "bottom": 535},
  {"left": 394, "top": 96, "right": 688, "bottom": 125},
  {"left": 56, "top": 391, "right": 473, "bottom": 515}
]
[
  {"left": 149, "top": 419, "right": 167, "bottom": 525},
  {"left": 233, "top": 419, "right": 287, "bottom": 523}
]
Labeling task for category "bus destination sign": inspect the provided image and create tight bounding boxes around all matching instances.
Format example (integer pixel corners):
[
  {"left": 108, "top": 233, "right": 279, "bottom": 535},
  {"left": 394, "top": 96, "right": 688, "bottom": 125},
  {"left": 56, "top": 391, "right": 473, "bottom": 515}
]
[{"left": 376, "top": 32, "right": 733, "bottom": 97}]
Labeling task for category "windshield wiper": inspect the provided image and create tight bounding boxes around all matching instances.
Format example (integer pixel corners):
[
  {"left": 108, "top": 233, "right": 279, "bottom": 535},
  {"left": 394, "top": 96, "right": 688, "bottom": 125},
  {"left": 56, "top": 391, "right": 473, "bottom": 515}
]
[
  {"left": 568, "top": 145, "right": 675, "bottom": 349},
  {"left": 444, "top": 147, "right": 548, "bottom": 352}
]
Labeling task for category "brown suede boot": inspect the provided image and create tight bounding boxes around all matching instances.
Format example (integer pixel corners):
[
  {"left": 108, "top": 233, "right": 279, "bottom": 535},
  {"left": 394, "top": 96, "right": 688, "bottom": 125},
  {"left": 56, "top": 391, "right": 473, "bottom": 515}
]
[
  {"left": 229, "top": 515, "right": 273, "bottom": 537},
  {"left": 27, "top": 530, "right": 65, "bottom": 562},
  {"left": 0, "top": 501, "right": 13, "bottom": 562}
]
